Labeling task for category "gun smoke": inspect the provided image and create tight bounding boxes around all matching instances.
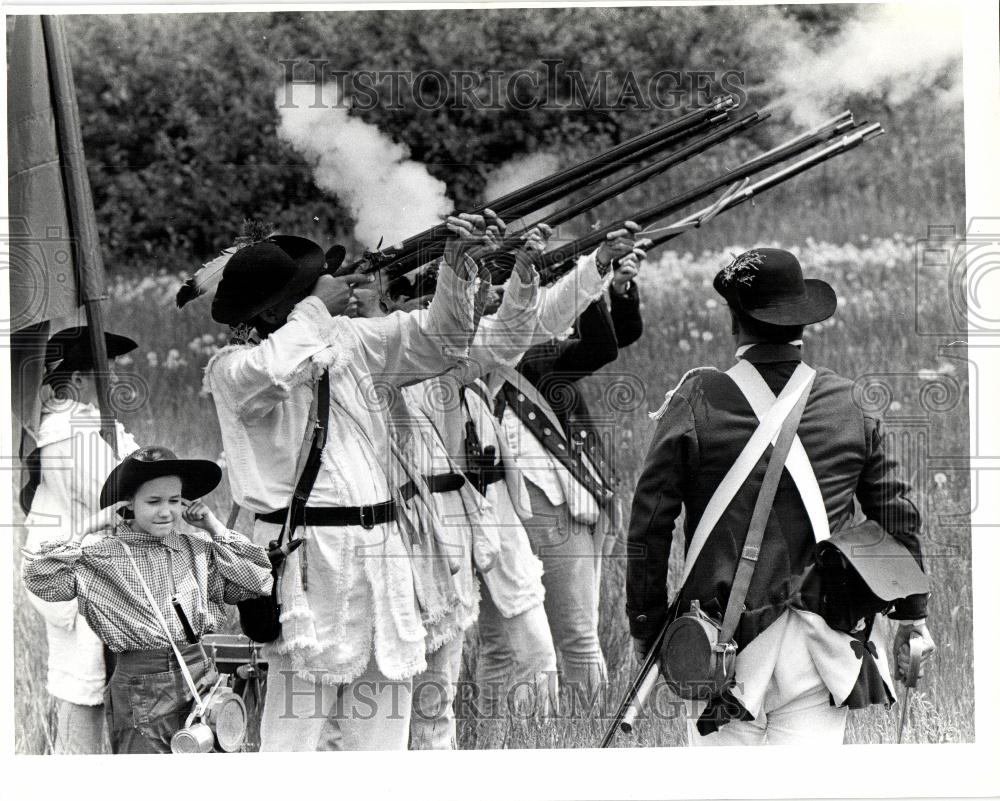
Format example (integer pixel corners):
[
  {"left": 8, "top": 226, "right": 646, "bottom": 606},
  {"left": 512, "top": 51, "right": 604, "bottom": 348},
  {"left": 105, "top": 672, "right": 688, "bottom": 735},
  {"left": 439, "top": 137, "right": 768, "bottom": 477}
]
[
  {"left": 276, "top": 82, "right": 453, "bottom": 249},
  {"left": 767, "top": 3, "right": 962, "bottom": 127},
  {"left": 484, "top": 152, "right": 562, "bottom": 228}
]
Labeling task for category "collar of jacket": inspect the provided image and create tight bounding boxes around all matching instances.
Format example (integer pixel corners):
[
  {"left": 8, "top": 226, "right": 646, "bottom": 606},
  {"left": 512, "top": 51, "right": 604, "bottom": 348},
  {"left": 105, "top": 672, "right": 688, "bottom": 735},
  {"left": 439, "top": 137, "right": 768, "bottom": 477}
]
[
  {"left": 736, "top": 341, "right": 803, "bottom": 364},
  {"left": 114, "top": 521, "right": 183, "bottom": 551}
]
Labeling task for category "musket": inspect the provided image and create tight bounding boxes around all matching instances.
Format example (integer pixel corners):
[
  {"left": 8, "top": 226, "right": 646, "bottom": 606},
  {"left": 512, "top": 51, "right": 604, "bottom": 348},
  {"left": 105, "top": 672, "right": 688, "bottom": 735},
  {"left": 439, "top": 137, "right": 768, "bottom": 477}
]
[
  {"left": 633, "top": 121, "right": 885, "bottom": 255},
  {"left": 484, "top": 111, "right": 766, "bottom": 268},
  {"left": 334, "top": 95, "right": 739, "bottom": 278},
  {"left": 600, "top": 621, "right": 669, "bottom": 747},
  {"left": 535, "top": 110, "right": 858, "bottom": 279}
]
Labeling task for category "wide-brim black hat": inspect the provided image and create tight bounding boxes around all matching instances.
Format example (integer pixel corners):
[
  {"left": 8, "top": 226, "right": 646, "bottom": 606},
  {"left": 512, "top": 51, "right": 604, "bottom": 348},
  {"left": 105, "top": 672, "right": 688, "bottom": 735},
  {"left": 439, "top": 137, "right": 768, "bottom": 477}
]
[
  {"left": 211, "top": 235, "right": 326, "bottom": 326},
  {"left": 816, "top": 520, "right": 930, "bottom": 603},
  {"left": 44, "top": 327, "right": 137, "bottom": 375},
  {"left": 713, "top": 247, "right": 837, "bottom": 326},
  {"left": 100, "top": 445, "right": 222, "bottom": 508}
]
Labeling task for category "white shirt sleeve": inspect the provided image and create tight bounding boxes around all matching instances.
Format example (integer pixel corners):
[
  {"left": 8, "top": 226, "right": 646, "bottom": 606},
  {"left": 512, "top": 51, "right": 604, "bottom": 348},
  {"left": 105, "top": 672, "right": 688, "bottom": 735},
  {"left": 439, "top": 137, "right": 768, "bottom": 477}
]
[
  {"left": 205, "top": 296, "right": 351, "bottom": 419},
  {"left": 348, "top": 256, "right": 477, "bottom": 386},
  {"left": 447, "top": 266, "right": 541, "bottom": 382},
  {"left": 533, "top": 249, "right": 612, "bottom": 341}
]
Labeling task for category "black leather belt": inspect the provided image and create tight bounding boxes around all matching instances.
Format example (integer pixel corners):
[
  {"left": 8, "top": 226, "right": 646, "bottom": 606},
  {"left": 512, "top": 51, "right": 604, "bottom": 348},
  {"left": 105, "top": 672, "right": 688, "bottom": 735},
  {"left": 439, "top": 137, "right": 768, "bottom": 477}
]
[
  {"left": 256, "top": 500, "right": 396, "bottom": 530},
  {"left": 399, "top": 472, "right": 466, "bottom": 502}
]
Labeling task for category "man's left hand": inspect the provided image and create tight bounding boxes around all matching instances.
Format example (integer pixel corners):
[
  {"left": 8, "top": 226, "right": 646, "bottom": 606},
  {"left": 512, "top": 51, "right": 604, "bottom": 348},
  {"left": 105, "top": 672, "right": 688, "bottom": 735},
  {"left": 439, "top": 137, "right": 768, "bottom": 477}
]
[
  {"left": 443, "top": 208, "right": 506, "bottom": 279},
  {"left": 611, "top": 242, "right": 647, "bottom": 295},
  {"left": 893, "top": 620, "right": 936, "bottom": 681}
]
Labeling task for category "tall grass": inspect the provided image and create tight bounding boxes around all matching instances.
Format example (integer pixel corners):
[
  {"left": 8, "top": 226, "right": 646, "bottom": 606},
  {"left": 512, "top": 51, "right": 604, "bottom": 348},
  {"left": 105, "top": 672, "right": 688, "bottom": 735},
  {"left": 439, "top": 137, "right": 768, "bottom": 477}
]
[{"left": 12, "top": 234, "right": 972, "bottom": 752}]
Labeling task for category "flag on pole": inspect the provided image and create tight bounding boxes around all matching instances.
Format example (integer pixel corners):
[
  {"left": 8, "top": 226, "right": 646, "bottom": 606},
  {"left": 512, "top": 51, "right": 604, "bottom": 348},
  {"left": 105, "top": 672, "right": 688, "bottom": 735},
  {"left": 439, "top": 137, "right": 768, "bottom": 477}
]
[{"left": 7, "top": 15, "right": 117, "bottom": 508}]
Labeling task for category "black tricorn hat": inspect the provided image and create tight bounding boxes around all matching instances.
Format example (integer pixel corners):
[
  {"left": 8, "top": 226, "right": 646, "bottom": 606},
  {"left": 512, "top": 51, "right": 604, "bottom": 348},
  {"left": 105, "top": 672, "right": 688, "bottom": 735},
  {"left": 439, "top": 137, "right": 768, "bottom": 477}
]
[
  {"left": 211, "top": 235, "right": 326, "bottom": 325},
  {"left": 99, "top": 445, "right": 222, "bottom": 509},
  {"left": 713, "top": 248, "right": 837, "bottom": 326},
  {"left": 816, "top": 520, "right": 930, "bottom": 603},
  {"left": 44, "top": 327, "right": 138, "bottom": 375}
]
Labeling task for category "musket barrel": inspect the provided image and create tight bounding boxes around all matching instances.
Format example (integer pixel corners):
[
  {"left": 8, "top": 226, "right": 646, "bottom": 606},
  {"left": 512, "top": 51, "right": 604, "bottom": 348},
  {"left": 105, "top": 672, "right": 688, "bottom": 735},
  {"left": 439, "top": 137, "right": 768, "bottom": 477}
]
[
  {"left": 599, "top": 623, "right": 669, "bottom": 748},
  {"left": 337, "top": 95, "right": 739, "bottom": 277},
  {"left": 742, "top": 110, "right": 853, "bottom": 168},
  {"left": 486, "top": 111, "right": 762, "bottom": 265},
  {"left": 540, "top": 111, "right": 764, "bottom": 229},
  {"left": 619, "top": 665, "right": 661, "bottom": 734},
  {"left": 640, "top": 121, "right": 884, "bottom": 251},
  {"left": 538, "top": 112, "right": 862, "bottom": 276},
  {"left": 500, "top": 109, "right": 731, "bottom": 222}
]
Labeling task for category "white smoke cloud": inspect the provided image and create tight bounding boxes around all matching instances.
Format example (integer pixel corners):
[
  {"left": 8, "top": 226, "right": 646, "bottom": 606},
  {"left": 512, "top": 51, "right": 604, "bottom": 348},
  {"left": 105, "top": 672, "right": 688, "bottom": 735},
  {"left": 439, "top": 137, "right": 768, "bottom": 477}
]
[
  {"left": 484, "top": 153, "right": 562, "bottom": 227},
  {"left": 771, "top": 3, "right": 963, "bottom": 126},
  {"left": 276, "top": 83, "right": 453, "bottom": 249}
]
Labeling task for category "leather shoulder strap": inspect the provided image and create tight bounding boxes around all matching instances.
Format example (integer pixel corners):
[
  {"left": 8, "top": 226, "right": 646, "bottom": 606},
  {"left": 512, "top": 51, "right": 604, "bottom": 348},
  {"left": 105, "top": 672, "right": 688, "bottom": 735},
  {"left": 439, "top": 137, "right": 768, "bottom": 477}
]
[
  {"left": 676, "top": 362, "right": 816, "bottom": 590},
  {"left": 282, "top": 368, "right": 331, "bottom": 543},
  {"left": 727, "top": 360, "right": 830, "bottom": 543},
  {"left": 719, "top": 369, "right": 814, "bottom": 644}
]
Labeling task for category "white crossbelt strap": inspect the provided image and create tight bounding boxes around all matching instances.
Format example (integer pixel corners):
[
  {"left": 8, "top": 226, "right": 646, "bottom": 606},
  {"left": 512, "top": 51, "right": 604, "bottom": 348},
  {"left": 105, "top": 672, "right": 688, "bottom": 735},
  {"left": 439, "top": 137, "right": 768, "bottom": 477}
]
[
  {"left": 726, "top": 359, "right": 831, "bottom": 545},
  {"left": 677, "top": 362, "right": 815, "bottom": 589},
  {"left": 120, "top": 540, "right": 204, "bottom": 708}
]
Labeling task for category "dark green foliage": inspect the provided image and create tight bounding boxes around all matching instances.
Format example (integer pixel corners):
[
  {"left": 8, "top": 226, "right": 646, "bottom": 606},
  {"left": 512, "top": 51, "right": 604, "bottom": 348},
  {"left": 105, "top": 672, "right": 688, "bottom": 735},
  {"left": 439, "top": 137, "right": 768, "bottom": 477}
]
[{"left": 53, "top": 7, "right": 963, "bottom": 275}]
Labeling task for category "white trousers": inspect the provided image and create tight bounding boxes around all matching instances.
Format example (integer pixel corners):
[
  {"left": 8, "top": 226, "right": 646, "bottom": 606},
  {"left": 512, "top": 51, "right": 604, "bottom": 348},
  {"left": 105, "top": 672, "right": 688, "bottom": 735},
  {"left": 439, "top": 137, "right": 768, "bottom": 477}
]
[
  {"left": 409, "top": 635, "right": 464, "bottom": 750},
  {"left": 687, "top": 684, "right": 848, "bottom": 745},
  {"left": 260, "top": 654, "right": 412, "bottom": 751},
  {"left": 686, "top": 611, "right": 849, "bottom": 746}
]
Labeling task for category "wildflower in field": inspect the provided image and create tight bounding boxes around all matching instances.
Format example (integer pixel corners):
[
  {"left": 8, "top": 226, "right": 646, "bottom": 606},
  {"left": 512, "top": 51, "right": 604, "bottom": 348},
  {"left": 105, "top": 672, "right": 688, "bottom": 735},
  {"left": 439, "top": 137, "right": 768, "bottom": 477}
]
[
  {"left": 890, "top": 401, "right": 902, "bottom": 412},
  {"left": 164, "top": 348, "right": 187, "bottom": 369},
  {"left": 116, "top": 354, "right": 134, "bottom": 367},
  {"left": 705, "top": 298, "right": 718, "bottom": 310},
  {"left": 146, "top": 351, "right": 158, "bottom": 368},
  {"left": 701, "top": 331, "right": 714, "bottom": 342},
  {"left": 678, "top": 339, "right": 691, "bottom": 352},
  {"left": 934, "top": 472, "right": 948, "bottom": 488}
]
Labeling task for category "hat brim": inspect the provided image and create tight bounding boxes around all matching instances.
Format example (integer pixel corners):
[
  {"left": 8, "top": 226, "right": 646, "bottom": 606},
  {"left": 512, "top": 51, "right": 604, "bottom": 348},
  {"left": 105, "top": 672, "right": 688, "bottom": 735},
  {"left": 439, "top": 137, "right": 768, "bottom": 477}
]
[
  {"left": 46, "top": 330, "right": 138, "bottom": 373},
  {"left": 100, "top": 459, "right": 222, "bottom": 508},
  {"left": 716, "top": 276, "right": 837, "bottom": 326}
]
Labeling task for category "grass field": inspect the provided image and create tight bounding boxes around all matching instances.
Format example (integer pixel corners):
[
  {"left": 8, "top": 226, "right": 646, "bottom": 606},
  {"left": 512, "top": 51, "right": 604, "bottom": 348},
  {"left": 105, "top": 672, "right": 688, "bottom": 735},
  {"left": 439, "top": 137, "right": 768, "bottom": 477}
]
[{"left": 11, "top": 233, "right": 973, "bottom": 752}]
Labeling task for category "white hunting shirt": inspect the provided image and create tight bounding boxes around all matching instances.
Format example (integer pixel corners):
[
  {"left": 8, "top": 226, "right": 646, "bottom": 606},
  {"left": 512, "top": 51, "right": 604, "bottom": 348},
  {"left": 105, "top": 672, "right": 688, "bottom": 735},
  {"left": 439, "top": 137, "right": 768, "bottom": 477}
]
[{"left": 204, "top": 264, "right": 476, "bottom": 683}]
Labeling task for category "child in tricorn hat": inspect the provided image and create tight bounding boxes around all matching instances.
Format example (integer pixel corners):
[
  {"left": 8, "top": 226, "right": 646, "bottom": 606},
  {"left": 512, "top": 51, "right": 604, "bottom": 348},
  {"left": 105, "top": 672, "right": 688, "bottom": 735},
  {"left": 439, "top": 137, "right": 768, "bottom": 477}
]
[{"left": 22, "top": 446, "right": 273, "bottom": 754}]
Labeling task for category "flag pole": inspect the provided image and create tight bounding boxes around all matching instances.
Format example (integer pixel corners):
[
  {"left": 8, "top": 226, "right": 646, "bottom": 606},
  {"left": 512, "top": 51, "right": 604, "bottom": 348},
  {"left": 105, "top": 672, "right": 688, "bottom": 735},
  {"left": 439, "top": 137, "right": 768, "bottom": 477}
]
[{"left": 40, "top": 15, "right": 118, "bottom": 457}]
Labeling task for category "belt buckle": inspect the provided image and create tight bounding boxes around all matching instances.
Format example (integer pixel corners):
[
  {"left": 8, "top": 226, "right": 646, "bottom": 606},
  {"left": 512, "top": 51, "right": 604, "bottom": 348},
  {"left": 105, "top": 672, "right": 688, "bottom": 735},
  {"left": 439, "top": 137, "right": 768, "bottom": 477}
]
[{"left": 359, "top": 505, "right": 375, "bottom": 530}]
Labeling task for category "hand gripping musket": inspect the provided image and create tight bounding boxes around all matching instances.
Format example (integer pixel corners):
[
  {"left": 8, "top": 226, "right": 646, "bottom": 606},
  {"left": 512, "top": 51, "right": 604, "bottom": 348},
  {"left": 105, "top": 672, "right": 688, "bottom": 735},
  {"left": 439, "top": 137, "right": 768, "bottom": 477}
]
[
  {"left": 333, "top": 96, "right": 739, "bottom": 279},
  {"left": 536, "top": 111, "right": 860, "bottom": 282}
]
